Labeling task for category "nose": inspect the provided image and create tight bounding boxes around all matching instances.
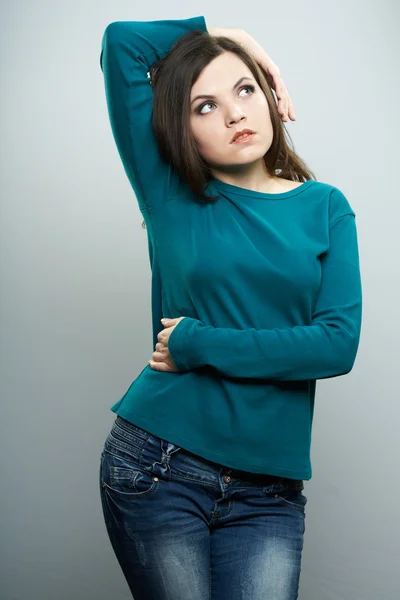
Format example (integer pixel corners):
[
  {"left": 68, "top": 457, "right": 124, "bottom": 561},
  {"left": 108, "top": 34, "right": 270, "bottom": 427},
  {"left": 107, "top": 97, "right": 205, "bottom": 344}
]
[{"left": 226, "top": 104, "right": 246, "bottom": 126}]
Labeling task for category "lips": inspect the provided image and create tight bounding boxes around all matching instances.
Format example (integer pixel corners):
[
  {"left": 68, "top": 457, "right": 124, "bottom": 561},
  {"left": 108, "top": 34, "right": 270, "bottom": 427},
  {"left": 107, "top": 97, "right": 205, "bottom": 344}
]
[{"left": 231, "top": 129, "right": 255, "bottom": 143}]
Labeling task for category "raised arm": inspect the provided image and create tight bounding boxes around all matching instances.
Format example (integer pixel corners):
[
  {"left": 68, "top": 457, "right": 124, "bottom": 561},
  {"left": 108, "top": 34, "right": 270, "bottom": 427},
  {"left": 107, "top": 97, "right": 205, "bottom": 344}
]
[
  {"left": 167, "top": 189, "right": 363, "bottom": 381},
  {"left": 100, "top": 16, "right": 207, "bottom": 212}
]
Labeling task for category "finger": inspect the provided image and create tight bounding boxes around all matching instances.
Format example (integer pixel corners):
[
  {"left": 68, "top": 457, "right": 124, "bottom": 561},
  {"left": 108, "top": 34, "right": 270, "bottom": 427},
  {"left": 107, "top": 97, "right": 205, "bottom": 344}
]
[
  {"left": 268, "top": 64, "right": 282, "bottom": 97},
  {"left": 149, "top": 359, "right": 163, "bottom": 370},
  {"left": 157, "top": 330, "right": 168, "bottom": 343},
  {"left": 277, "top": 79, "right": 288, "bottom": 120},
  {"left": 149, "top": 360, "right": 173, "bottom": 372},
  {"left": 259, "top": 58, "right": 280, "bottom": 91},
  {"left": 284, "top": 85, "right": 291, "bottom": 120},
  {"left": 283, "top": 81, "right": 289, "bottom": 119},
  {"left": 287, "top": 95, "right": 296, "bottom": 121},
  {"left": 152, "top": 351, "right": 166, "bottom": 362},
  {"left": 267, "top": 72, "right": 287, "bottom": 120},
  {"left": 282, "top": 86, "right": 296, "bottom": 121},
  {"left": 161, "top": 317, "right": 177, "bottom": 325},
  {"left": 150, "top": 361, "right": 174, "bottom": 373}
]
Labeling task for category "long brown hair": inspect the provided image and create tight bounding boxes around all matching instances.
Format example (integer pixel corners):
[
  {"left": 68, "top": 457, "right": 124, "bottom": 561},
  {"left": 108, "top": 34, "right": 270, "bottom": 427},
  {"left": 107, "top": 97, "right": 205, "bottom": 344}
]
[{"left": 142, "top": 30, "right": 316, "bottom": 228}]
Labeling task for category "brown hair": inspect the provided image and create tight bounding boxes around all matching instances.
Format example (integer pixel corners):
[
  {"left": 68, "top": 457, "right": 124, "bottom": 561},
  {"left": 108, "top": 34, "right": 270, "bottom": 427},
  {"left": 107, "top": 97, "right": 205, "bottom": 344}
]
[{"left": 142, "top": 30, "right": 316, "bottom": 228}]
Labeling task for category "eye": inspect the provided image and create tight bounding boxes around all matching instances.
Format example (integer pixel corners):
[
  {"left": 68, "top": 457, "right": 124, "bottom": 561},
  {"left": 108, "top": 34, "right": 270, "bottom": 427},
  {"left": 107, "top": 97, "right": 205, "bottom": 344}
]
[
  {"left": 239, "top": 84, "right": 255, "bottom": 97},
  {"left": 195, "top": 84, "right": 256, "bottom": 115},
  {"left": 196, "top": 102, "right": 215, "bottom": 115}
]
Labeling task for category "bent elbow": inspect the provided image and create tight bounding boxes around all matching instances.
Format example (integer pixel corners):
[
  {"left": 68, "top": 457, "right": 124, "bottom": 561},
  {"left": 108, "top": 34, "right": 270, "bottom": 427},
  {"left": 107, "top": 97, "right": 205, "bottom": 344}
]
[{"left": 336, "top": 331, "right": 361, "bottom": 376}]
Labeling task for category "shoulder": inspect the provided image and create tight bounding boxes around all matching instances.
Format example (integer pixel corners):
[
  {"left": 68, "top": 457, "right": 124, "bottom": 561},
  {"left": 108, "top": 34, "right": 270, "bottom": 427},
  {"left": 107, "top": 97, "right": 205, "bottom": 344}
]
[{"left": 310, "top": 180, "right": 356, "bottom": 223}]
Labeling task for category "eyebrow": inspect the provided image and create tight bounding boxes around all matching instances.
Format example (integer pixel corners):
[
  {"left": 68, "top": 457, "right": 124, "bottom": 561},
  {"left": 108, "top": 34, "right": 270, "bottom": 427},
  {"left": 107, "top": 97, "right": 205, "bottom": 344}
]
[{"left": 191, "top": 76, "right": 254, "bottom": 105}]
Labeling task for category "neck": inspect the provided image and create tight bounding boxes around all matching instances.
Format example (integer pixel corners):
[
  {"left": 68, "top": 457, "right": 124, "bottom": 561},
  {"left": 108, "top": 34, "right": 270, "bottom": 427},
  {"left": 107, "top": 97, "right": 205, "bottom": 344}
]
[{"left": 210, "top": 160, "right": 280, "bottom": 193}]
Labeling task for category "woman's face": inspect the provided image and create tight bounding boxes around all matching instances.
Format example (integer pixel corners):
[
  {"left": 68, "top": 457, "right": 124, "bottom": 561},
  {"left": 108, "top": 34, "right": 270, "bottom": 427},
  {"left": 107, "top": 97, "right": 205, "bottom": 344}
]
[{"left": 189, "top": 52, "right": 273, "bottom": 170}]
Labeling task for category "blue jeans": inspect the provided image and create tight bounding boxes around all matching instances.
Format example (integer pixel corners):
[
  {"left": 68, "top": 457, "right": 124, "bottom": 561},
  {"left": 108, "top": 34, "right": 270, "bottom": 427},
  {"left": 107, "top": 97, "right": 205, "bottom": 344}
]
[{"left": 99, "top": 415, "right": 307, "bottom": 600}]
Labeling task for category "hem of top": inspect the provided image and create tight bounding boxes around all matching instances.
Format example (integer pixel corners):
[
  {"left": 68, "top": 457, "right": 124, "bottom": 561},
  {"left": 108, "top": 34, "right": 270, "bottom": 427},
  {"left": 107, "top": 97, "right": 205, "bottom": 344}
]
[
  {"left": 110, "top": 407, "right": 312, "bottom": 480},
  {"left": 210, "top": 178, "right": 317, "bottom": 200}
]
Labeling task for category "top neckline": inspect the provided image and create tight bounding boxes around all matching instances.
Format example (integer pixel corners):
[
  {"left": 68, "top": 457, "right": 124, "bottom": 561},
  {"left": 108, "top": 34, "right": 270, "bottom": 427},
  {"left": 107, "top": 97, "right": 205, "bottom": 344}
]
[{"left": 209, "top": 178, "right": 316, "bottom": 200}]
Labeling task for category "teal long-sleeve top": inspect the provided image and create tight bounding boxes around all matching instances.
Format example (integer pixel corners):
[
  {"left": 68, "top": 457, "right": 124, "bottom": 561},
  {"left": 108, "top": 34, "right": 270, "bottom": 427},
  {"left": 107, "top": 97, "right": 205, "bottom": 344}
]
[{"left": 100, "top": 15, "right": 362, "bottom": 480}]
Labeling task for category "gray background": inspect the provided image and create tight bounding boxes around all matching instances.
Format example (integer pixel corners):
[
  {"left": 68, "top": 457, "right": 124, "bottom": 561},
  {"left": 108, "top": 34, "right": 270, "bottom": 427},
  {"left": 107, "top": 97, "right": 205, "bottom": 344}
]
[{"left": 1, "top": 0, "right": 399, "bottom": 598}]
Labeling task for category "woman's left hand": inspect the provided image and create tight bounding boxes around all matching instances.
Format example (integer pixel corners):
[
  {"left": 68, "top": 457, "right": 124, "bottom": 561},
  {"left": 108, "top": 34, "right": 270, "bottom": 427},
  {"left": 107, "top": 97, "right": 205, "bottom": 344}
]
[{"left": 148, "top": 317, "right": 186, "bottom": 372}]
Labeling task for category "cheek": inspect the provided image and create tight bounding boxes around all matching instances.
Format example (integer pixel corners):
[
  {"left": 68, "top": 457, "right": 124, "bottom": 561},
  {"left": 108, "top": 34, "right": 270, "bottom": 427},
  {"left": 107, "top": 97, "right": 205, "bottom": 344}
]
[
  {"left": 258, "top": 99, "right": 273, "bottom": 126},
  {"left": 191, "top": 119, "right": 223, "bottom": 156}
]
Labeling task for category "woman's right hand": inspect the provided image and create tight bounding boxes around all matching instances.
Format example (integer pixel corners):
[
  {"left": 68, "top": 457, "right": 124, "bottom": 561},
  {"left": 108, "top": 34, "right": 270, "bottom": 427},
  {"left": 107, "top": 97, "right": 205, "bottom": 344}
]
[{"left": 207, "top": 27, "right": 295, "bottom": 122}]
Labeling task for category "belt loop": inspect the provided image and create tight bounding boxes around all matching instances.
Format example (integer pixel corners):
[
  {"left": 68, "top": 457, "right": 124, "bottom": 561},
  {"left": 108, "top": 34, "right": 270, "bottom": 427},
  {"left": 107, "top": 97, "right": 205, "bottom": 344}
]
[
  {"left": 151, "top": 439, "right": 181, "bottom": 481},
  {"left": 160, "top": 439, "right": 181, "bottom": 458}
]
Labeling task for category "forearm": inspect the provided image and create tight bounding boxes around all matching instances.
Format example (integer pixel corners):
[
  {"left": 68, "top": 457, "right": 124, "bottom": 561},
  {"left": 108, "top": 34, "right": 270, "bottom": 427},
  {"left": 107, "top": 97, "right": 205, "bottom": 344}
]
[{"left": 168, "top": 313, "right": 361, "bottom": 381}]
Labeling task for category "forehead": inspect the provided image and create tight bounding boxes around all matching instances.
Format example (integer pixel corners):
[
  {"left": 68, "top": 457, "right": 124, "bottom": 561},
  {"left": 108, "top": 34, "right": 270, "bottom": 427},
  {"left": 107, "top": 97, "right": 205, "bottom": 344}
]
[{"left": 190, "top": 53, "right": 253, "bottom": 96}]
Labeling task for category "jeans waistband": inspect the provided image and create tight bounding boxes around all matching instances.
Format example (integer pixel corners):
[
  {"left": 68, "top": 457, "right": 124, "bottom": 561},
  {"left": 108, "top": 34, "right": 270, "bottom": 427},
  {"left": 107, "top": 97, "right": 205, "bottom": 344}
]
[{"left": 104, "top": 416, "right": 304, "bottom": 493}]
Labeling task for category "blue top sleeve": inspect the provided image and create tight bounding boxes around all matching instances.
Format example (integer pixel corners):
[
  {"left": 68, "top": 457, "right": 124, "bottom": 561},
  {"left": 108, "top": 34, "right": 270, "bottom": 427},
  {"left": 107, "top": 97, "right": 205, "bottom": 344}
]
[{"left": 100, "top": 16, "right": 207, "bottom": 212}]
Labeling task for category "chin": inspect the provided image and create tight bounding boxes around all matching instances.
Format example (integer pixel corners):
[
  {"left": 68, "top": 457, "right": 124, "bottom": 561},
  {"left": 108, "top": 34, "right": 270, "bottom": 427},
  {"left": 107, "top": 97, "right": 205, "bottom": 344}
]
[{"left": 211, "top": 149, "right": 265, "bottom": 167}]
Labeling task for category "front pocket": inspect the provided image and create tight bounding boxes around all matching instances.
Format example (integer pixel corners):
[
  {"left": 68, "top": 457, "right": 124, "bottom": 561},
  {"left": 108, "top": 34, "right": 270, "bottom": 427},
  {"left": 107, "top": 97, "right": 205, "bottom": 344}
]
[
  {"left": 101, "top": 451, "right": 159, "bottom": 499},
  {"left": 276, "top": 490, "right": 307, "bottom": 512}
]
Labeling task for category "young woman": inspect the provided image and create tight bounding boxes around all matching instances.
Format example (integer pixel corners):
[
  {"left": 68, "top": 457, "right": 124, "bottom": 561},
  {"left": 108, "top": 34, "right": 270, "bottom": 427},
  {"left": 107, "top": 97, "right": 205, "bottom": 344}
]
[{"left": 99, "top": 16, "right": 362, "bottom": 600}]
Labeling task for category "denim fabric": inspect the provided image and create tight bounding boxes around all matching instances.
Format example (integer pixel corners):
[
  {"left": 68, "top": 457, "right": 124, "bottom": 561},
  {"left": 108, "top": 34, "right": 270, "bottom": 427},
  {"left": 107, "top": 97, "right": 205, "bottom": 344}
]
[{"left": 99, "top": 416, "right": 307, "bottom": 599}]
